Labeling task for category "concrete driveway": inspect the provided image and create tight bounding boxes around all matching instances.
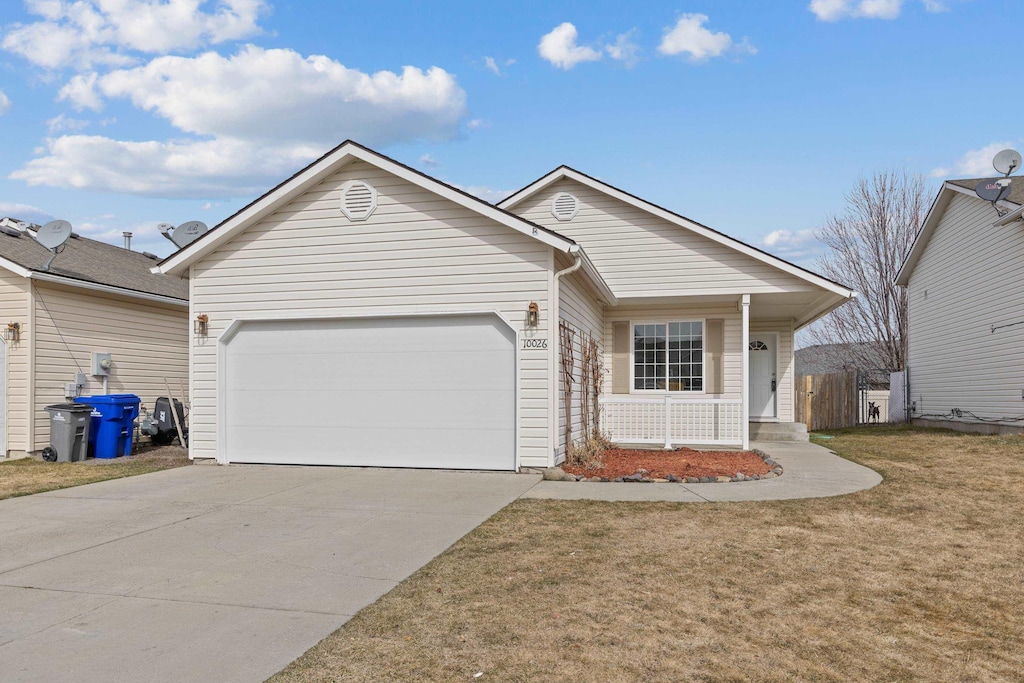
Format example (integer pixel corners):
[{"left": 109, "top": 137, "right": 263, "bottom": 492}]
[{"left": 0, "top": 464, "right": 540, "bottom": 683}]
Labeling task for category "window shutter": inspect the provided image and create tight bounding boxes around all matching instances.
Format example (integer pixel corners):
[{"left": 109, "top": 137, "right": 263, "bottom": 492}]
[
  {"left": 612, "top": 321, "right": 630, "bottom": 394},
  {"left": 705, "top": 318, "right": 724, "bottom": 395}
]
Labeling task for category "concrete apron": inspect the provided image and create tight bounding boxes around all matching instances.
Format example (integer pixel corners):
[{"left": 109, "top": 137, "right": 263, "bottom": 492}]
[
  {"left": 0, "top": 465, "right": 539, "bottom": 683},
  {"left": 521, "top": 440, "right": 883, "bottom": 502}
]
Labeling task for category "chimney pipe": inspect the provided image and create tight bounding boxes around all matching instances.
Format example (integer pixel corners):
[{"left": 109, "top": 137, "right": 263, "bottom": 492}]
[{"left": 123, "top": 231, "right": 132, "bottom": 250}]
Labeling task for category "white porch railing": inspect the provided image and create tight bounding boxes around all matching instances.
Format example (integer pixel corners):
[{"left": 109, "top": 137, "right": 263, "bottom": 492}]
[{"left": 599, "top": 396, "right": 744, "bottom": 447}]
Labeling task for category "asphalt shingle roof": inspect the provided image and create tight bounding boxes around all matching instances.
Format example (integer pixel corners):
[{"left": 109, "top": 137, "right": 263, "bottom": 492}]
[
  {"left": 947, "top": 177, "right": 1024, "bottom": 206},
  {"left": 0, "top": 224, "right": 188, "bottom": 301}
]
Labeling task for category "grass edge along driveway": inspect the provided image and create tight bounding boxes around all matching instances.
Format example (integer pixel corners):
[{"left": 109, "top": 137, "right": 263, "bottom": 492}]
[{"left": 270, "top": 425, "right": 1024, "bottom": 683}]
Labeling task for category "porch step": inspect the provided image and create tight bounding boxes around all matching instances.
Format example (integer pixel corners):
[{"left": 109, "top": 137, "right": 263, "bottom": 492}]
[{"left": 748, "top": 422, "right": 809, "bottom": 442}]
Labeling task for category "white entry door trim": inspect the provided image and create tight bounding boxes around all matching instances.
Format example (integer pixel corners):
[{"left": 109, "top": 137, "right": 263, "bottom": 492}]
[
  {"left": 216, "top": 309, "right": 520, "bottom": 470},
  {"left": 748, "top": 332, "right": 778, "bottom": 421}
]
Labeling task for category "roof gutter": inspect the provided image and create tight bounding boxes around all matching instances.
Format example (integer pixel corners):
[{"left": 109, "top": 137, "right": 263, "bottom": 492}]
[
  {"left": 28, "top": 271, "right": 188, "bottom": 307},
  {"left": 994, "top": 204, "right": 1024, "bottom": 227}
]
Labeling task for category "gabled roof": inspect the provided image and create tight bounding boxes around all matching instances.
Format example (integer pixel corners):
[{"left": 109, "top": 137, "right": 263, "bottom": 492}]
[
  {"left": 0, "top": 221, "right": 188, "bottom": 305},
  {"left": 498, "top": 165, "right": 855, "bottom": 299},
  {"left": 896, "top": 178, "right": 1022, "bottom": 286},
  {"left": 157, "top": 141, "right": 617, "bottom": 304}
]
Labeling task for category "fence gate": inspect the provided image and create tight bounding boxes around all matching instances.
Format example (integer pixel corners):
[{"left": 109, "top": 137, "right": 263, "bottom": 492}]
[
  {"left": 857, "top": 368, "right": 895, "bottom": 424},
  {"left": 888, "top": 370, "right": 909, "bottom": 423},
  {"left": 796, "top": 371, "right": 859, "bottom": 431}
]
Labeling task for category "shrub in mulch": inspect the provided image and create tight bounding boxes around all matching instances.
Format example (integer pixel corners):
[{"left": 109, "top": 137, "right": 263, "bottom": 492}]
[{"left": 560, "top": 447, "right": 778, "bottom": 482}]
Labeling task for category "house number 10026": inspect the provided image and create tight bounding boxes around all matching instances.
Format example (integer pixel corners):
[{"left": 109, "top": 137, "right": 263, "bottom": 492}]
[{"left": 522, "top": 339, "right": 548, "bottom": 349}]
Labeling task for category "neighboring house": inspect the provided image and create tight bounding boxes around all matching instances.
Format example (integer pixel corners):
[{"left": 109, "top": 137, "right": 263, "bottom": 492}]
[
  {"left": 795, "top": 342, "right": 891, "bottom": 384},
  {"left": 154, "top": 141, "right": 855, "bottom": 470},
  {"left": 896, "top": 177, "right": 1024, "bottom": 434},
  {"left": 0, "top": 219, "right": 189, "bottom": 458}
]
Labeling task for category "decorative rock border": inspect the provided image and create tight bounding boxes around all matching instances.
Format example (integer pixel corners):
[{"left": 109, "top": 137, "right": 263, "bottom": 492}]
[{"left": 540, "top": 448, "right": 783, "bottom": 483}]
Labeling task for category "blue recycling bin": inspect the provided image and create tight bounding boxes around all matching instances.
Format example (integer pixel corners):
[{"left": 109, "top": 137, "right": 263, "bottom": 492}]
[{"left": 75, "top": 394, "right": 141, "bottom": 459}]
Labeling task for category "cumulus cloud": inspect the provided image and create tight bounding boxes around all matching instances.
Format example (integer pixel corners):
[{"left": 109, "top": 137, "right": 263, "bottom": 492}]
[
  {"left": 0, "top": 88, "right": 9, "bottom": 115},
  {"left": 46, "top": 113, "right": 90, "bottom": 133},
  {"left": 0, "top": 202, "right": 53, "bottom": 225},
  {"left": 761, "top": 228, "right": 825, "bottom": 263},
  {"left": 605, "top": 30, "right": 641, "bottom": 67},
  {"left": 538, "top": 22, "right": 602, "bottom": 70},
  {"left": 17, "top": 46, "right": 469, "bottom": 197},
  {"left": 658, "top": 14, "right": 756, "bottom": 62},
  {"left": 2, "top": 0, "right": 266, "bottom": 70},
  {"left": 929, "top": 142, "right": 1018, "bottom": 179},
  {"left": 808, "top": 0, "right": 946, "bottom": 21}
]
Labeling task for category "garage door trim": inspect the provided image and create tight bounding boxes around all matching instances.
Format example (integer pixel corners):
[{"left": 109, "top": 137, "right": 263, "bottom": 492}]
[{"left": 215, "top": 309, "right": 520, "bottom": 469}]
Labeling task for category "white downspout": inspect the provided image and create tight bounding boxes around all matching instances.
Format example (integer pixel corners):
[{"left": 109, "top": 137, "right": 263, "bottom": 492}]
[{"left": 550, "top": 245, "right": 582, "bottom": 465}]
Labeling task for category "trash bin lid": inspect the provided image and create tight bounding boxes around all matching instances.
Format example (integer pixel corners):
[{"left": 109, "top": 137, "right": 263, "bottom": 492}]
[
  {"left": 76, "top": 394, "right": 141, "bottom": 405},
  {"left": 46, "top": 403, "right": 94, "bottom": 412}
]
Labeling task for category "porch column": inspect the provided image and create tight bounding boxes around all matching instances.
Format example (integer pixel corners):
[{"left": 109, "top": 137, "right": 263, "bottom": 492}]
[{"left": 741, "top": 294, "right": 750, "bottom": 450}]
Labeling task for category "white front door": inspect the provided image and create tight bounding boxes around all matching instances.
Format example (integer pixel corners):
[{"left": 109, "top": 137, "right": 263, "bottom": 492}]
[{"left": 748, "top": 335, "right": 777, "bottom": 419}]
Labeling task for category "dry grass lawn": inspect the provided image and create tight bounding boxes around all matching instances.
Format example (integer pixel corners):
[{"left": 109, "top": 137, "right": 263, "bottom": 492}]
[
  {"left": 271, "top": 426, "right": 1024, "bottom": 683},
  {"left": 0, "top": 446, "right": 189, "bottom": 500}
]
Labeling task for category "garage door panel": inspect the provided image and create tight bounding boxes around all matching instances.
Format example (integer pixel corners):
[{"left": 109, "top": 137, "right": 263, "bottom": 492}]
[
  {"left": 223, "top": 314, "right": 516, "bottom": 470},
  {"left": 226, "top": 425, "right": 515, "bottom": 470},
  {"left": 227, "top": 350, "right": 513, "bottom": 393}
]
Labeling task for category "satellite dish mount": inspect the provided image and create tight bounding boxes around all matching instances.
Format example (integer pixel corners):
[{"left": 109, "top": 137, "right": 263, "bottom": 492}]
[{"left": 34, "top": 220, "right": 73, "bottom": 272}]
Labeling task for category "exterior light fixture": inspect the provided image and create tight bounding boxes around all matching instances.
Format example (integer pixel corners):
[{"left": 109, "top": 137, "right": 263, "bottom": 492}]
[
  {"left": 527, "top": 302, "right": 539, "bottom": 327},
  {"left": 4, "top": 322, "right": 19, "bottom": 342},
  {"left": 194, "top": 314, "right": 209, "bottom": 336}
]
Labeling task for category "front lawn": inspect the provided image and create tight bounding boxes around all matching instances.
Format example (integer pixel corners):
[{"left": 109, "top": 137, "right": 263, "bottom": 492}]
[
  {"left": 271, "top": 426, "right": 1024, "bottom": 683},
  {"left": 0, "top": 446, "right": 189, "bottom": 500}
]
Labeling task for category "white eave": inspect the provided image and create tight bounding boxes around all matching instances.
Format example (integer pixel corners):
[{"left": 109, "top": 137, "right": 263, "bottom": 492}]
[
  {"left": 156, "top": 141, "right": 579, "bottom": 277},
  {"left": 499, "top": 166, "right": 855, "bottom": 301}
]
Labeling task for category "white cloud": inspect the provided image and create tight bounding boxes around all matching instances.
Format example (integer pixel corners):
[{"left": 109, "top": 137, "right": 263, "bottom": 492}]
[
  {"left": 929, "top": 142, "right": 1017, "bottom": 179},
  {"left": 483, "top": 56, "right": 516, "bottom": 76},
  {"left": 761, "top": 228, "right": 824, "bottom": 263},
  {"left": 658, "top": 14, "right": 756, "bottom": 62},
  {"left": 46, "top": 113, "right": 89, "bottom": 133},
  {"left": 538, "top": 22, "right": 602, "bottom": 70},
  {"left": 605, "top": 29, "right": 641, "bottom": 67},
  {"left": 921, "top": 0, "right": 949, "bottom": 11},
  {"left": 17, "top": 46, "right": 468, "bottom": 197},
  {"left": 466, "top": 118, "right": 489, "bottom": 130},
  {"left": 2, "top": 0, "right": 266, "bottom": 70},
  {"left": 0, "top": 202, "right": 52, "bottom": 224},
  {"left": 0, "top": 88, "right": 9, "bottom": 114},
  {"left": 419, "top": 153, "right": 440, "bottom": 168},
  {"left": 808, "top": 0, "right": 910, "bottom": 21}
]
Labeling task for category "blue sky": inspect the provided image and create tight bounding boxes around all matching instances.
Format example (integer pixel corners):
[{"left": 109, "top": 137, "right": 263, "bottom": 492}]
[{"left": 0, "top": 0, "right": 1019, "bottom": 259}]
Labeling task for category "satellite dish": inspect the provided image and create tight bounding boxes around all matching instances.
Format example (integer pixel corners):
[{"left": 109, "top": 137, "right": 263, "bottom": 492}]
[
  {"left": 993, "top": 149, "right": 1022, "bottom": 176},
  {"left": 157, "top": 223, "right": 174, "bottom": 235},
  {"left": 976, "top": 180, "right": 1011, "bottom": 203},
  {"left": 35, "top": 220, "right": 73, "bottom": 250},
  {"left": 170, "top": 220, "right": 208, "bottom": 248}
]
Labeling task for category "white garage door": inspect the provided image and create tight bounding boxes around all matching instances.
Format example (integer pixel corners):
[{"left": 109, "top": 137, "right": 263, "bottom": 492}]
[{"left": 223, "top": 314, "right": 516, "bottom": 470}]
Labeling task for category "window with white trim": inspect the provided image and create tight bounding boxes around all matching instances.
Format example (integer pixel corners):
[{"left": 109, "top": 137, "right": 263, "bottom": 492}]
[{"left": 633, "top": 321, "right": 703, "bottom": 391}]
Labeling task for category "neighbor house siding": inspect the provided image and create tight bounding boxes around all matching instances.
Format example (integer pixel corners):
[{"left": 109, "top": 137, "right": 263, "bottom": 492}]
[
  {"left": 0, "top": 268, "right": 30, "bottom": 454},
  {"left": 190, "top": 159, "right": 554, "bottom": 467},
  {"left": 30, "top": 282, "right": 189, "bottom": 450},
  {"left": 750, "top": 320, "right": 795, "bottom": 422},
  {"left": 556, "top": 253, "right": 605, "bottom": 459},
  {"left": 512, "top": 178, "right": 818, "bottom": 297},
  {"left": 907, "top": 192, "right": 1024, "bottom": 425}
]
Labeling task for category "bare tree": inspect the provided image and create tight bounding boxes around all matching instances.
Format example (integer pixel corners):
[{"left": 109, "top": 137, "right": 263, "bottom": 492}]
[{"left": 810, "top": 169, "right": 929, "bottom": 370}]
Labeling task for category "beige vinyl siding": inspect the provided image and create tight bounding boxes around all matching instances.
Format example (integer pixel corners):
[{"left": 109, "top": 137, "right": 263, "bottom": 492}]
[
  {"left": 603, "top": 303, "right": 743, "bottom": 401},
  {"left": 512, "top": 178, "right": 817, "bottom": 297},
  {"left": 190, "top": 160, "right": 554, "bottom": 467},
  {"left": 0, "top": 268, "right": 30, "bottom": 454},
  {"left": 556, "top": 252, "right": 605, "bottom": 459},
  {"left": 31, "top": 282, "right": 189, "bottom": 449},
  {"left": 750, "top": 320, "right": 795, "bottom": 422},
  {"left": 907, "top": 193, "right": 1024, "bottom": 424}
]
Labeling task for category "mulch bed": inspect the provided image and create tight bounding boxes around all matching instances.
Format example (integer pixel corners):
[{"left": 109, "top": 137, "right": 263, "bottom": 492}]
[{"left": 562, "top": 447, "right": 772, "bottom": 480}]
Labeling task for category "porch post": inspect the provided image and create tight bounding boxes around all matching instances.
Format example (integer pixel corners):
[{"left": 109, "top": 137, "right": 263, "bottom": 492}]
[{"left": 741, "top": 294, "right": 750, "bottom": 450}]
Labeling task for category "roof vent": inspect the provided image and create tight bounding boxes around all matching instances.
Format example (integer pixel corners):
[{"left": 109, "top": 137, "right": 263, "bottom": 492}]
[
  {"left": 142, "top": 251, "right": 160, "bottom": 260},
  {"left": 0, "top": 226, "right": 22, "bottom": 238},
  {"left": 340, "top": 180, "right": 378, "bottom": 221},
  {"left": 550, "top": 192, "right": 579, "bottom": 222}
]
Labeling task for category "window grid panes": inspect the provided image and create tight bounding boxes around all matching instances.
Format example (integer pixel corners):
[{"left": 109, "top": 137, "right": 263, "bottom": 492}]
[{"left": 633, "top": 321, "right": 703, "bottom": 392}]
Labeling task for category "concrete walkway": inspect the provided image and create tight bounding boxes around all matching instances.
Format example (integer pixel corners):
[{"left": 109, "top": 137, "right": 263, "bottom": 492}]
[
  {"left": 521, "top": 440, "right": 882, "bottom": 502},
  {"left": 0, "top": 465, "right": 539, "bottom": 683}
]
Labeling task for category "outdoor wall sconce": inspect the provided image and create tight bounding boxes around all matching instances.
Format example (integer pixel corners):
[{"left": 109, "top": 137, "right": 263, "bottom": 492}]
[
  {"left": 527, "top": 302, "right": 539, "bottom": 327},
  {"left": 194, "top": 314, "right": 209, "bottom": 336},
  {"left": 4, "top": 322, "right": 19, "bottom": 342}
]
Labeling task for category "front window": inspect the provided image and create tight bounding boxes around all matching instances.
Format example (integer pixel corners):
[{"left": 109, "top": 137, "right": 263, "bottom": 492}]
[{"left": 633, "top": 321, "right": 703, "bottom": 391}]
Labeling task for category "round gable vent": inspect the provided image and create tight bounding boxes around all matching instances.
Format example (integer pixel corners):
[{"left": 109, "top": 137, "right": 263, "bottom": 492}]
[
  {"left": 550, "top": 192, "right": 579, "bottom": 222},
  {"left": 340, "top": 180, "right": 378, "bottom": 221}
]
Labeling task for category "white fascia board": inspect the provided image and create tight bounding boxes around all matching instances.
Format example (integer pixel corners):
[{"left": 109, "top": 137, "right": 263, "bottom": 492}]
[
  {"left": 994, "top": 204, "right": 1024, "bottom": 227},
  {"left": 577, "top": 249, "right": 617, "bottom": 305},
  {"left": 28, "top": 271, "right": 188, "bottom": 307},
  {"left": 0, "top": 255, "right": 32, "bottom": 278},
  {"left": 500, "top": 167, "right": 854, "bottom": 299},
  {"left": 158, "top": 143, "right": 575, "bottom": 276},
  {"left": 793, "top": 290, "right": 858, "bottom": 331}
]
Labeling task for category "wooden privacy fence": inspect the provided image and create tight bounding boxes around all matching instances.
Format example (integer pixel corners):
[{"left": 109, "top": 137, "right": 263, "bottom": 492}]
[{"left": 796, "top": 371, "right": 859, "bottom": 431}]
